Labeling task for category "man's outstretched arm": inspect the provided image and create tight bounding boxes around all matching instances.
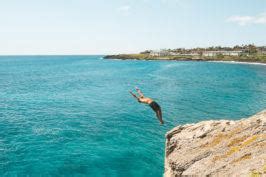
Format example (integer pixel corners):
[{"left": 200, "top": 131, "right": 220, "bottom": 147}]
[
  {"left": 129, "top": 91, "right": 138, "bottom": 99},
  {"left": 129, "top": 91, "right": 141, "bottom": 103}
]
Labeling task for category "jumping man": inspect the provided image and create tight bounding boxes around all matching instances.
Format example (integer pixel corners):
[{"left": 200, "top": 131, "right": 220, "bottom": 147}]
[{"left": 130, "top": 87, "right": 164, "bottom": 124}]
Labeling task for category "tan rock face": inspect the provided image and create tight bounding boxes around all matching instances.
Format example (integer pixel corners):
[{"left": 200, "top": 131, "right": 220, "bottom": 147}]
[{"left": 164, "top": 110, "right": 266, "bottom": 177}]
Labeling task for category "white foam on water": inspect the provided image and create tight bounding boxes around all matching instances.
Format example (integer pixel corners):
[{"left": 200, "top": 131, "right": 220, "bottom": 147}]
[
  {"left": 165, "top": 63, "right": 178, "bottom": 68},
  {"left": 32, "top": 127, "right": 61, "bottom": 136},
  {"left": 207, "top": 60, "right": 266, "bottom": 66}
]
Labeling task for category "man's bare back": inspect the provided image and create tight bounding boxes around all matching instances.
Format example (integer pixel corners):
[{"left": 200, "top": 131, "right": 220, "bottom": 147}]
[
  {"left": 129, "top": 87, "right": 164, "bottom": 124},
  {"left": 138, "top": 97, "right": 153, "bottom": 104}
]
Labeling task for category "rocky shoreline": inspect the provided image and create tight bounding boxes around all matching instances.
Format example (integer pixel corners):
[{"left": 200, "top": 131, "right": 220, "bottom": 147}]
[
  {"left": 164, "top": 110, "right": 266, "bottom": 177},
  {"left": 104, "top": 54, "right": 266, "bottom": 64}
]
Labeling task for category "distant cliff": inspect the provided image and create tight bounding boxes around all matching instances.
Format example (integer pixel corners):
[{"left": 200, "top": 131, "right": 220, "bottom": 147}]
[
  {"left": 104, "top": 54, "right": 206, "bottom": 61},
  {"left": 164, "top": 110, "right": 266, "bottom": 177},
  {"left": 104, "top": 54, "right": 266, "bottom": 63}
]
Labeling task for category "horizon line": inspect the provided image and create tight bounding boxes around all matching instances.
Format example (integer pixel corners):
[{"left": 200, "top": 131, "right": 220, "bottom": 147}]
[
  {"left": 0, "top": 44, "right": 265, "bottom": 56},
  {"left": 0, "top": 54, "right": 109, "bottom": 56}
]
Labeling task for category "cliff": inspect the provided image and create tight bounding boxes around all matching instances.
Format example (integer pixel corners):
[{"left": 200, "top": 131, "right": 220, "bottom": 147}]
[
  {"left": 104, "top": 54, "right": 266, "bottom": 63},
  {"left": 164, "top": 110, "right": 266, "bottom": 177}
]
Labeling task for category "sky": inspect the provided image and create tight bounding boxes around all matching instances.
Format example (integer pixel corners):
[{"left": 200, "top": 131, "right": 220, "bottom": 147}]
[{"left": 0, "top": 0, "right": 266, "bottom": 55}]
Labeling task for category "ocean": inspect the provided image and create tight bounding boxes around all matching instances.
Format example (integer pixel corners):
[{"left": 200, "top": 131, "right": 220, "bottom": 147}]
[{"left": 0, "top": 55, "right": 266, "bottom": 176}]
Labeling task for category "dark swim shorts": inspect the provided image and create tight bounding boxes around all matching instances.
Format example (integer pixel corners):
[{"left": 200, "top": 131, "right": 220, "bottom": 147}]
[{"left": 149, "top": 101, "right": 161, "bottom": 112}]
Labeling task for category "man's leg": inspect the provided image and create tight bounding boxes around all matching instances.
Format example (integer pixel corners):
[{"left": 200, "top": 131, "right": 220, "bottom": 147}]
[{"left": 156, "top": 110, "right": 164, "bottom": 124}]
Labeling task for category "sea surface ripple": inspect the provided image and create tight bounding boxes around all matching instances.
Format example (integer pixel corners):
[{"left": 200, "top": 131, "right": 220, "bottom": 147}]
[{"left": 0, "top": 56, "right": 266, "bottom": 176}]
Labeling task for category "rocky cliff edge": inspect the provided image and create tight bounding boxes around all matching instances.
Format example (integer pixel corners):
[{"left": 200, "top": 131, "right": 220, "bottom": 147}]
[{"left": 165, "top": 110, "right": 266, "bottom": 177}]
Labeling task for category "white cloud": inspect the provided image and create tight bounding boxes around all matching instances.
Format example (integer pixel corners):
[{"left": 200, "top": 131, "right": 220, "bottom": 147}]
[
  {"left": 227, "top": 13, "right": 266, "bottom": 26},
  {"left": 117, "top": 5, "right": 131, "bottom": 15}
]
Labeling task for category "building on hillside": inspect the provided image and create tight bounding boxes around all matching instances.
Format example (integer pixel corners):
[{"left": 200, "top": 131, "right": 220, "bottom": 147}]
[
  {"left": 180, "top": 52, "right": 200, "bottom": 56},
  {"left": 258, "top": 47, "right": 266, "bottom": 54},
  {"left": 149, "top": 50, "right": 160, "bottom": 56},
  {"left": 261, "top": 51, "right": 266, "bottom": 54},
  {"left": 150, "top": 50, "right": 170, "bottom": 57},
  {"left": 150, "top": 50, "right": 200, "bottom": 56},
  {"left": 169, "top": 52, "right": 180, "bottom": 56},
  {"left": 202, "top": 51, "right": 243, "bottom": 57}
]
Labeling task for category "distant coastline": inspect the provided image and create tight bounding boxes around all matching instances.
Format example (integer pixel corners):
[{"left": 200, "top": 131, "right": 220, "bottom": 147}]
[
  {"left": 103, "top": 54, "right": 266, "bottom": 64},
  {"left": 104, "top": 45, "right": 266, "bottom": 64}
]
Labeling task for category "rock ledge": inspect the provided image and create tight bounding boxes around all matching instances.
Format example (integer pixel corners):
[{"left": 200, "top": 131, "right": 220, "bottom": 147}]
[{"left": 164, "top": 110, "right": 266, "bottom": 177}]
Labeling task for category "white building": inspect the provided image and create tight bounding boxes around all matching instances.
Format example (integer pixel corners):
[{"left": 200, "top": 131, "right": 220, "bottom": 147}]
[
  {"left": 202, "top": 51, "right": 243, "bottom": 57},
  {"left": 150, "top": 50, "right": 160, "bottom": 56},
  {"left": 150, "top": 50, "right": 170, "bottom": 57},
  {"left": 180, "top": 53, "right": 200, "bottom": 56}
]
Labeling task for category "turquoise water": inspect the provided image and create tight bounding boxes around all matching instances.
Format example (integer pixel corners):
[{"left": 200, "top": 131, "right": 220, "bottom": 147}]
[{"left": 0, "top": 56, "right": 266, "bottom": 176}]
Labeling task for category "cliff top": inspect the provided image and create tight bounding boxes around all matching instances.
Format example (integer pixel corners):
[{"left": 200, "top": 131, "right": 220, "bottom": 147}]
[{"left": 165, "top": 110, "right": 266, "bottom": 177}]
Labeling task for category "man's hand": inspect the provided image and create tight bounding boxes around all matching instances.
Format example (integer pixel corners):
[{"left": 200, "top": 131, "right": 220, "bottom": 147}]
[
  {"left": 135, "top": 87, "right": 144, "bottom": 97},
  {"left": 129, "top": 91, "right": 141, "bottom": 103}
]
